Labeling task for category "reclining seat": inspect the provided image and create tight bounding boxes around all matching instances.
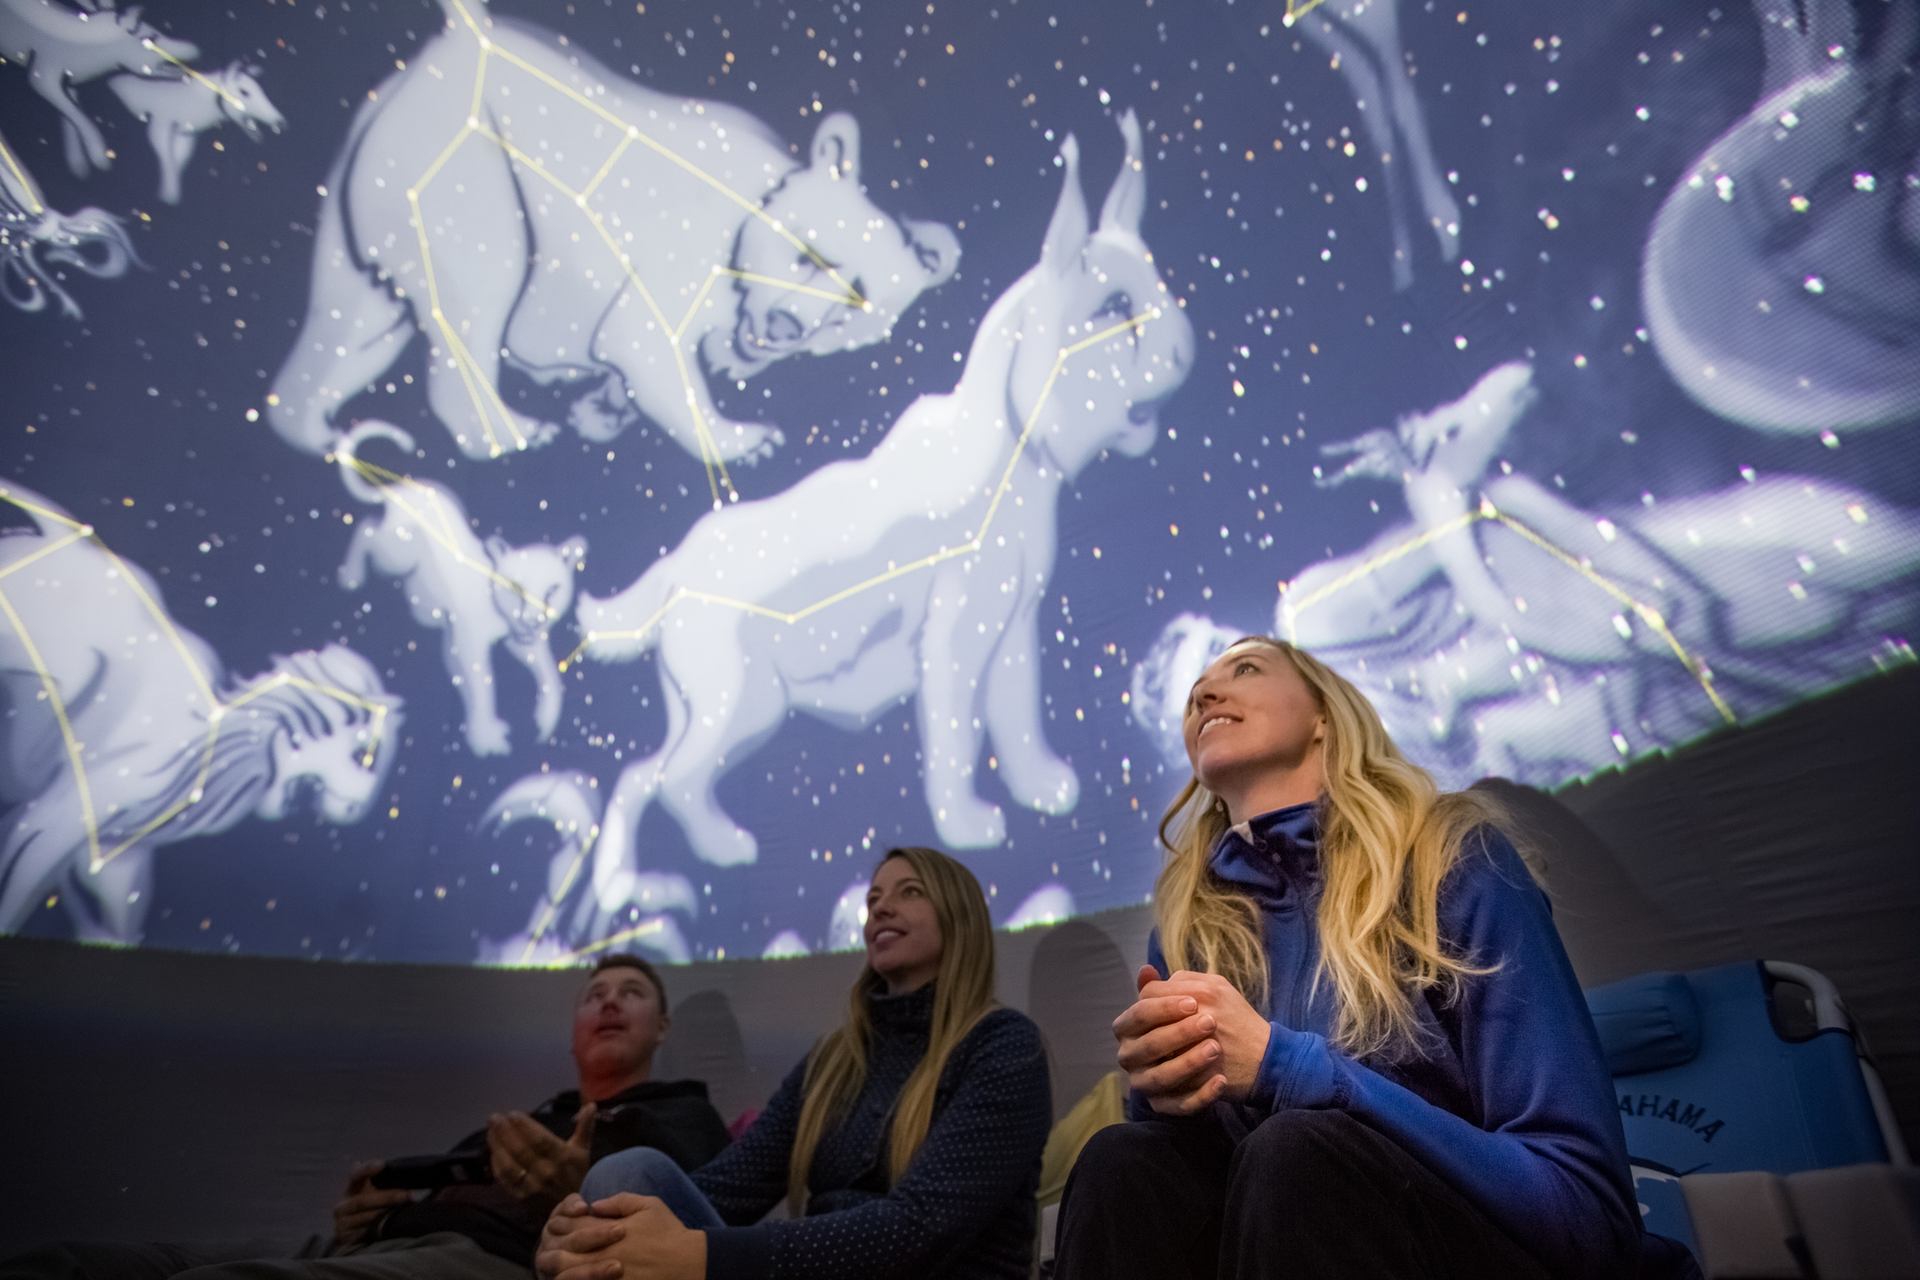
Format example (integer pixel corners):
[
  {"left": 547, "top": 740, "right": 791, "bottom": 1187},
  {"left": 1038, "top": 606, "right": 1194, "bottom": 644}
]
[{"left": 1585, "top": 961, "right": 1913, "bottom": 1275}]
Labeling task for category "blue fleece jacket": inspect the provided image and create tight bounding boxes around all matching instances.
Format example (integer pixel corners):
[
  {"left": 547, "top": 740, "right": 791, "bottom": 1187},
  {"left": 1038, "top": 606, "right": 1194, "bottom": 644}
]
[{"left": 1137, "top": 802, "right": 1643, "bottom": 1279}]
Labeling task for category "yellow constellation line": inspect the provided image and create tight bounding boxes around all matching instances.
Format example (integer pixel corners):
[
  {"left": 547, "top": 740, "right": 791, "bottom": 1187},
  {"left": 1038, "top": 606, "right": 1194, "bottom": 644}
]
[
  {"left": 458, "top": 120, "right": 859, "bottom": 489},
  {"left": 139, "top": 38, "right": 250, "bottom": 113},
  {"left": 510, "top": 818, "right": 672, "bottom": 967},
  {"left": 408, "top": 0, "right": 869, "bottom": 506},
  {"left": 1280, "top": 496, "right": 1736, "bottom": 724},
  {"left": 523, "top": 814, "right": 598, "bottom": 956},
  {"left": 1283, "top": 0, "right": 1332, "bottom": 25},
  {"left": 562, "top": 917, "right": 665, "bottom": 961},
  {"left": 0, "top": 581, "right": 97, "bottom": 860},
  {"left": 444, "top": 0, "right": 860, "bottom": 255},
  {"left": 0, "top": 487, "right": 395, "bottom": 874},
  {"left": 558, "top": 307, "right": 1163, "bottom": 671},
  {"left": 0, "top": 131, "right": 45, "bottom": 216}
]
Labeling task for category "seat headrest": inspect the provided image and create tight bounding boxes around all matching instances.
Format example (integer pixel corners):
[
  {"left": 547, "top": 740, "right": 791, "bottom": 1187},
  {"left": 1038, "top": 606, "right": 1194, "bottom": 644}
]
[{"left": 1584, "top": 971, "right": 1704, "bottom": 1076}]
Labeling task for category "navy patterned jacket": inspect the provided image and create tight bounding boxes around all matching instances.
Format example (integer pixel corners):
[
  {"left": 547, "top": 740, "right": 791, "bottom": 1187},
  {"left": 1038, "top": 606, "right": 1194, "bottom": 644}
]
[{"left": 697, "top": 982, "right": 1052, "bottom": 1279}]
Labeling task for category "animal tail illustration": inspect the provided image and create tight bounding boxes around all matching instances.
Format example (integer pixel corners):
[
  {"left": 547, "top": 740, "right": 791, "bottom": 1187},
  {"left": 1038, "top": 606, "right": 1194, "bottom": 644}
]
[
  {"left": 486, "top": 770, "right": 603, "bottom": 858},
  {"left": 483, "top": 769, "right": 697, "bottom": 915},
  {"left": 332, "top": 419, "right": 418, "bottom": 505},
  {"left": 575, "top": 565, "right": 677, "bottom": 663},
  {"left": 486, "top": 769, "right": 604, "bottom": 907}
]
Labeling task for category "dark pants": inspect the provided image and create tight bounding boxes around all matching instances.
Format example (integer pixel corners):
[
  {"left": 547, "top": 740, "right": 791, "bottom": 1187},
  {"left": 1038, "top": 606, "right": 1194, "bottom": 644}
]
[{"left": 1051, "top": 1109, "right": 1553, "bottom": 1280}]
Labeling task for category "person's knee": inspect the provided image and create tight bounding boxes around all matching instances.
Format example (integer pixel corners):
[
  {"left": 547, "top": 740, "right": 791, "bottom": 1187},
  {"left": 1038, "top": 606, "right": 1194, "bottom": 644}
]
[
  {"left": 581, "top": 1145, "right": 682, "bottom": 1202},
  {"left": 1064, "top": 1120, "right": 1180, "bottom": 1200},
  {"left": 1231, "top": 1109, "right": 1367, "bottom": 1196}
]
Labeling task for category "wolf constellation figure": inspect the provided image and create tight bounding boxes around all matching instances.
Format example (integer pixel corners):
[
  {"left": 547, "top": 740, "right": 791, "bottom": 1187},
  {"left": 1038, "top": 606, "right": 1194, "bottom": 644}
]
[
  {"left": 268, "top": 0, "right": 959, "bottom": 465},
  {"left": 0, "top": 0, "right": 198, "bottom": 175},
  {"left": 334, "top": 420, "right": 585, "bottom": 757},
  {"left": 0, "top": 482, "right": 401, "bottom": 941},
  {"left": 106, "top": 61, "right": 284, "bottom": 204},
  {"left": 572, "top": 112, "right": 1193, "bottom": 917}
]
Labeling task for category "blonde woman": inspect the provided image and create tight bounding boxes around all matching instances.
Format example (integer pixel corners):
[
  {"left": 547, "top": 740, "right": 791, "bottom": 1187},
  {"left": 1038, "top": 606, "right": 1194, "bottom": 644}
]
[
  {"left": 1053, "top": 638, "right": 1694, "bottom": 1280},
  {"left": 536, "top": 847, "right": 1051, "bottom": 1280}
]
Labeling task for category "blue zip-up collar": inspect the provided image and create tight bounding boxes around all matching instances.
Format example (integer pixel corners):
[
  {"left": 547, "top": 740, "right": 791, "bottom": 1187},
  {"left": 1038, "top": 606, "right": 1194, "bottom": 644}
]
[{"left": 1209, "top": 800, "right": 1323, "bottom": 913}]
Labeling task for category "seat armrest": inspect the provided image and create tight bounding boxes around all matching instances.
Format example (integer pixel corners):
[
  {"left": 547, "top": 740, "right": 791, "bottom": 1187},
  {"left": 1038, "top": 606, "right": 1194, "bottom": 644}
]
[
  {"left": 1786, "top": 1164, "right": 1920, "bottom": 1279},
  {"left": 1679, "top": 1171, "right": 1809, "bottom": 1279}
]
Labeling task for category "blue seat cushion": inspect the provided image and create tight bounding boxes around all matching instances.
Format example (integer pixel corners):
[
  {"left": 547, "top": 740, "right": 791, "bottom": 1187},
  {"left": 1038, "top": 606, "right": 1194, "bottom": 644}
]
[{"left": 1586, "top": 971, "right": 1703, "bottom": 1076}]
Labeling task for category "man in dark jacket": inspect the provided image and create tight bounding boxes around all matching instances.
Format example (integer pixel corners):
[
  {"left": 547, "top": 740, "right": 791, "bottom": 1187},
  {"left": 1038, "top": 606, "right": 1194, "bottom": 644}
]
[{"left": 5, "top": 954, "right": 731, "bottom": 1280}]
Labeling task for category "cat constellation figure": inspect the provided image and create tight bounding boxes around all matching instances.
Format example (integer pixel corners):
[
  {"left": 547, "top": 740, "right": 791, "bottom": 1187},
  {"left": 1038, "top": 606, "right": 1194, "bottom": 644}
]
[{"left": 564, "top": 111, "right": 1193, "bottom": 932}]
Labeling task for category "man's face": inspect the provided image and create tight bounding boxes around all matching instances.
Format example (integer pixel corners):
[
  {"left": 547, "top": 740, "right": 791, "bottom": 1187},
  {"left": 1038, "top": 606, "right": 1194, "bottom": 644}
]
[{"left": 570, "top": 965, "right": 668, "bottom": 1081}]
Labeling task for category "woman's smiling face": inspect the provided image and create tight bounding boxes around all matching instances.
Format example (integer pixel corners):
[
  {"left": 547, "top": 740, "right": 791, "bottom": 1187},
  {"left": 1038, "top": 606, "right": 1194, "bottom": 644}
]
[
  {"left": 1183, "top": 641, "right": 1326, "bottom": 821},
  {"left": 864, "top": 854, "right": 945, "bottom": 995}
]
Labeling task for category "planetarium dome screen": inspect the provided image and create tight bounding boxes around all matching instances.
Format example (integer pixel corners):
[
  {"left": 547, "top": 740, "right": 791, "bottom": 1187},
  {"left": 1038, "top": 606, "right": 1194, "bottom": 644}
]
[{"left": 1, "top": 0, "right": 1914, "bottom": 966}]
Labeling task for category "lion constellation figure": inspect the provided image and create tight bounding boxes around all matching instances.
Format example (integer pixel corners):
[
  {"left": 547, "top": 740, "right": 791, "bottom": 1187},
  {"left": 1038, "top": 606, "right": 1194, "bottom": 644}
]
[
  {"left": 571, "top": 111, "right": 1193, "bottom": 917},
  {"left": 0, "top": 482, "right": 401, "bottom": 941},
  {"left": 334, "top": 420, "right": 585, "bottom": 757},
  {"left": 106, "top": 61, "right": 284, "bottom": 205},
  {"left": 268, "top": 0, "right": 960, "bottom": 465}
]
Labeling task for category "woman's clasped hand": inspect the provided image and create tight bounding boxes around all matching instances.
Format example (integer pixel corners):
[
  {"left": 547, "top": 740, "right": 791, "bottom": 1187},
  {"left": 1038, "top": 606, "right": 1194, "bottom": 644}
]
[
  {"left": 536, "top": 1192, "right": 705, "bottom": 1280},
  {"left": 1114, "top": 965, "right": 1273, "bottom": 1114}
]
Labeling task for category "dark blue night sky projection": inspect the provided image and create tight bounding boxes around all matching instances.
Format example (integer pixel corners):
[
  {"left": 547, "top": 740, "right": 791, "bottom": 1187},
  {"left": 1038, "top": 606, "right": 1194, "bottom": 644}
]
[{"left": 1, "top": 0, "right": 1915, "bottom": 965}]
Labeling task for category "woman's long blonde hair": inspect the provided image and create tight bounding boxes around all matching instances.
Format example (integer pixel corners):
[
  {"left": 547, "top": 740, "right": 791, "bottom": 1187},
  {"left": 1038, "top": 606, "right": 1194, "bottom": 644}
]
[
  {"left": 786, "top": 846, "right": 996, "bottom": 1212},
  {"left": 1155, "top": 638, "right": 1515, "bottom": 1060}
]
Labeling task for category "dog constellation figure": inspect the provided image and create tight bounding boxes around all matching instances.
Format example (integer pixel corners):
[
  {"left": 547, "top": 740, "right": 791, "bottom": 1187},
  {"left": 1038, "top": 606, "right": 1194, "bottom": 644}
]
[
  {"left": 334, "top": 420, "right": 586, "bottom": 757},
  {"left": 572, "top": 112, "right": 1193, "bottom": 919}
]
